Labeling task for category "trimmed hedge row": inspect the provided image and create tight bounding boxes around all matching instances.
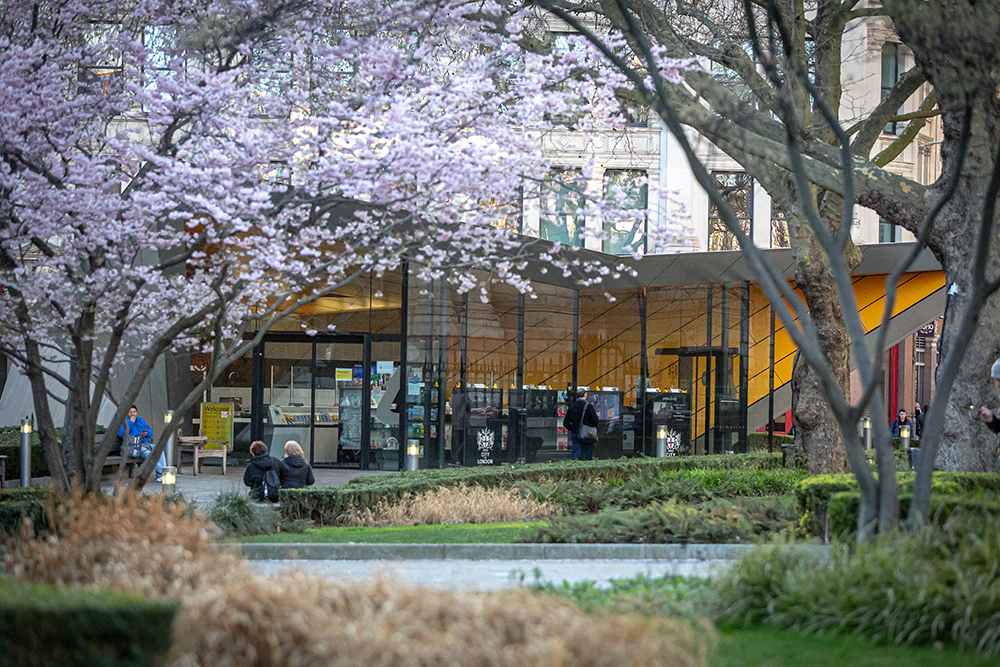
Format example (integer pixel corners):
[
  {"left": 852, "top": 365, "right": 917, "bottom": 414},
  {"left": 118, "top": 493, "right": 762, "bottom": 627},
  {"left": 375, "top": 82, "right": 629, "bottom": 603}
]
[
  {"left": 0, "top": 578, "right": 176, "bottom": 667},
  {"left": 0, "top": 486, "right": 51, "bottom": 535},
  {"left": 745, "top": 433, "right": 795, "bottom": 451},
  {"left": 828, "top": 491, "right": 1000, "bottom": 537},
  {"left": 795, "top": 472, "right": 1000, "bottom": 538},
  {"left": 0, "top": 440, "right": 50, "bottom": 481},
  {"left": 282, "top": 452, "right": 783, "bottom": 523}
]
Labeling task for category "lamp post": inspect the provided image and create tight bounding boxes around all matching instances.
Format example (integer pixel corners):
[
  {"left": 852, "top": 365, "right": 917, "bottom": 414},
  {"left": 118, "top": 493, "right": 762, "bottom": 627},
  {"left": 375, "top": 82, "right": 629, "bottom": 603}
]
[
  {"left": 900, "top": 423, "right": 911, "bottom": 450},
  {"left": 20, "top": 419, "right": 31, "bottom": 488},
  {"left": 405, "top": 439, "right": 419, "bottom": 471},
  {"left": 162, "top": 410, "right": 175, "bottom": 494},
  {"left": 656, "top": 425, "right": 667, "bottom": 458},
  {"left": 863, "top": 416, "right": 872, "bottom": 450}
]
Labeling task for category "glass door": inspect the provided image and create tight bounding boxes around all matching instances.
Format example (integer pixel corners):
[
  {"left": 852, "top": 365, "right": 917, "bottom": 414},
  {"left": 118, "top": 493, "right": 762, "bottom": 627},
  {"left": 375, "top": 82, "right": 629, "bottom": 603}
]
[
  {"left": 262, "top": 341, "right": 313, "bottom": 460},
  {"left": 315, "top": 339, "right": 365, "bottom": 467}
]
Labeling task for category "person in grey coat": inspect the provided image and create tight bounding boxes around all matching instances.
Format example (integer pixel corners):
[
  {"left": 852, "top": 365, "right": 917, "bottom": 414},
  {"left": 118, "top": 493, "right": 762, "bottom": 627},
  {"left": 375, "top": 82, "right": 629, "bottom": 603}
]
[{"left": 279, "top": 440, "right": 315, "bottom": 489}]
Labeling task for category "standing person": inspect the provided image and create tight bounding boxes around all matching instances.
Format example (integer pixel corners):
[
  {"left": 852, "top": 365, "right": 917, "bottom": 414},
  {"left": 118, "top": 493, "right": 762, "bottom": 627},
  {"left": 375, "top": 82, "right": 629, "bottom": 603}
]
[
  {"left": 279, "top": 440, "right": 315, "bottom": 489},
  {"left": 913, "top": 402, "right": 923, "bottom": 438},
  {"left": 244, "top": 441, "right": 281, "bottom": 501},
  {"left": 563, "top": 390, "right": 599, "bottom": 461},
  {"left": 117, "top": 405, "right": 165, "bottom": 482},
  {"left": 890, "top": 408, "right": 911, "bottom": 438},
  {"left": 978, "top": 358, "right": 1000, "bottom": 433}
]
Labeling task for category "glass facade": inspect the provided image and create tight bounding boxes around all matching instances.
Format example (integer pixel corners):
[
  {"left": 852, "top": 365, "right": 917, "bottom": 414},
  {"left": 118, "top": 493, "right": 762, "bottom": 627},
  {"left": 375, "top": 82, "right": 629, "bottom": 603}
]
[{"left": 209, "top": 262, "right": 817, "bottom": 470}]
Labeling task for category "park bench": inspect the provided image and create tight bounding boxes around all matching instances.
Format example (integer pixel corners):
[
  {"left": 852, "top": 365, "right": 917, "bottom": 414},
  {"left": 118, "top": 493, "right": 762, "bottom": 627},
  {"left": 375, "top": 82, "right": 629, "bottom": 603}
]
[{"left": 103, "top": 455, "right": 143, "bottom": 478}]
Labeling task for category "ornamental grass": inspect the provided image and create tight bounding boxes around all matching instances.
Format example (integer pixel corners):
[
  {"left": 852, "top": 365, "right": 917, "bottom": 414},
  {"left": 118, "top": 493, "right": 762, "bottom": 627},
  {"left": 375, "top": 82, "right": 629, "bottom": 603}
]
[
  {"left": 340, "top": 482, "right": 557, "bottom": 527},
  {"left": 3, "top": 490, "right": 708, "bottom": 667}
]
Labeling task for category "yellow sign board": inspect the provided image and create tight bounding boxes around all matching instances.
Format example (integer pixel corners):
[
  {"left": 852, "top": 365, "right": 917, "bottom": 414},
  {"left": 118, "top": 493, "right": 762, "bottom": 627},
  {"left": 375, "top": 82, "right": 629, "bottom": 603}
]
[
  {"left": 336, "top": 368, "right": 353, "bottom": 381},
  {"left": 200, "top": 403, "right": 234, "bottom": 451}
]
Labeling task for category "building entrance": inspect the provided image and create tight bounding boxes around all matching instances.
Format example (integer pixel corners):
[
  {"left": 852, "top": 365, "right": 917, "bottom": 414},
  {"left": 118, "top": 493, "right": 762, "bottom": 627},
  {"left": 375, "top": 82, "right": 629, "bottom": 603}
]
[{"left": 252, "top": 332, "right": 401, "bottom": 470}]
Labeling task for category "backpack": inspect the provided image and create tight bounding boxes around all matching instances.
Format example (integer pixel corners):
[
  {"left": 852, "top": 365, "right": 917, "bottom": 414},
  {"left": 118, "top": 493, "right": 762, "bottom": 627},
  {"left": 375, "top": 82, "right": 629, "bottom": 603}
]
[{"left": 261, "top": 466, "right": 281, "bottom": 503}]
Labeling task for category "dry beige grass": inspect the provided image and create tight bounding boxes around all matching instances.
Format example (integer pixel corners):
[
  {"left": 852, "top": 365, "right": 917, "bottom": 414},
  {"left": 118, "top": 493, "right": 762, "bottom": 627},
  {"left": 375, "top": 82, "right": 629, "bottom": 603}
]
[
  {"left": 341, "top": 483, "right": 556, "bottom": 527},
  {"left": 4, "top": 491, "right": 711, "bottom": 667}
]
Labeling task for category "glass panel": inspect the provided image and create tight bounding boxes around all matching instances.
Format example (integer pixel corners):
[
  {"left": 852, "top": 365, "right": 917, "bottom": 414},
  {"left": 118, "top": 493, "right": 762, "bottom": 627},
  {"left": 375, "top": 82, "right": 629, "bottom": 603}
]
[
  {"left": 210, "top": 348, "right": 255, "bottom": 455},
  {"left": 371, "top": 341, "right": 401, "bottom": 470},
  {"left": 262, "top": 342, "right": 314, "bottom": 460},
  {"left": 770, "top": 203, "right": 789, "bottom": 248},
  {"left": 708, "top": 172, "right": 752, "bottom": 251},
  {"left": 539, "top": 169, "right": 585, "bottom": 246},
  {"left": 881, "top": 43, "right": 902, "bottom": 135},
  {"left": 314, "top": 341, "right": 365, "bottom": 466},
  {"left": 604, "top": 169, "right": 648, "bottom": 255}
]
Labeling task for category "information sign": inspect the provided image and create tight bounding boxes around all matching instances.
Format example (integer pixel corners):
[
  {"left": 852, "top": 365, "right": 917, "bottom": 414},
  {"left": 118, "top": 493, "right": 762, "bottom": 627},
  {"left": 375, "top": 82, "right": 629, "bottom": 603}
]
[{"left": 200, "top": 403, "right": 234, "bottom": 451}]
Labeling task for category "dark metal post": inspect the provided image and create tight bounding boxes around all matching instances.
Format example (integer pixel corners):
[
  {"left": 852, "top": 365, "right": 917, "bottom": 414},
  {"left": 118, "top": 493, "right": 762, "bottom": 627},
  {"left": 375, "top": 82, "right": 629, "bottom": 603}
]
[
  {"left": 639, "top": 287, "right": 648, "bottom": 457},
  {"left": 704, "top": 284, "right": 712, "bottom": 454},
  {"left": 572, "top": 290, "right": 579, "bottom": 392},
  {"left": 739, "top": 281, "right": 750, "bottom": 453},
  {"left": 251, "top": 343, "right": 265, "bottom": 442},
  {"left": 20, "top": 419, "right": 31, "bottom": 488},
  {"left": 768, "top": 307, "right": 775, "bottom": 453},
  {"left": 437, "top": 281, "right": 448, "bottom": 469},
  {"left": 310, "top": 341, "right": 317, "bottom": 467},
  {"left": 398, "top": 261, "right": 409, "bottom": 471},
  {"left": 361, "top": 336, "right": 372, "bottom": 470}
]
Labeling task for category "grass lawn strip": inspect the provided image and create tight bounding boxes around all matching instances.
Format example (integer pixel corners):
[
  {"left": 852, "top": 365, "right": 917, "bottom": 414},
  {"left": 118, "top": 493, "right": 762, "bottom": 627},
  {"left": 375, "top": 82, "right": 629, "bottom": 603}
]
[
  {"left": 236, "top": 521, "right": 541, "bottom": 544},
  {"left": 715, "top": 627, "right": 995, "bottom": 667}
]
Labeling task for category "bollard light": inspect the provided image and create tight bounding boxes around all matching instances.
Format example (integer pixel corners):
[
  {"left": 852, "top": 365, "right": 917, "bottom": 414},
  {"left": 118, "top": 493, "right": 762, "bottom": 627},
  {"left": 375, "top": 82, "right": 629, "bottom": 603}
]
[
  {"left": 656, "top": 425, "right": 668, "bottom": 458},
  {"left": 164, "top": 410, "right": 174, "bottom": 469},
  {"left": 161, "top": 466, "right": 176, "bottom": 494},
  {"left": 405, "top": 439, "right": 420, "bottom": 471},
  {"left": 20, "top": 419, "right": 31, "bottom": 488},
  {"left": 900, "top": 423, "right": 911, "bottom": 450},
  {"left": 863, "top": 416, "right": 872, "bottom": 450}
]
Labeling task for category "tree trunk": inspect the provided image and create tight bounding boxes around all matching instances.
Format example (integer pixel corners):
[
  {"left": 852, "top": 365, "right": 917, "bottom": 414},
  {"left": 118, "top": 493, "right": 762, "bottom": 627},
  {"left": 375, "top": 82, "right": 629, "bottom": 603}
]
[{"left": 790, "top": 222, "right": 856, "bottom": 473}]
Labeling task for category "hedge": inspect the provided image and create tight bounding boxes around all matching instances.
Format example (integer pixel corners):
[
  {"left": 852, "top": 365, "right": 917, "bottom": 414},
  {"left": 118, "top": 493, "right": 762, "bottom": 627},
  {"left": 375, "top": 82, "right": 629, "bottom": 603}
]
[
  {"left": 282, "top": 452, "right": 783, "bottom": 523},
  {"left": 745, "top": 433, "right": 795, "bottom": 451},
  {"left": 795, "top": 472, "right": 1000, "bottom": 538},
  {"left": 828, "top": 491, "right": 1000, "bottom": 537},
  {"left": 0, "top": 440, "right": 50, "bottom": 482},
  {"left": 0, "top": 487, "right": 51, "bottom": 536},
  {"left": 0, "top": 578, "right": 176, "bottom": 667}
]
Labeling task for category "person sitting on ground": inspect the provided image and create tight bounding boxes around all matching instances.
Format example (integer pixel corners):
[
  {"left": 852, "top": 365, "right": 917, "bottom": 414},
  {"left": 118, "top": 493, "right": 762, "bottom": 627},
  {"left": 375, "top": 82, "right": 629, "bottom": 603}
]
[
  {"left": 279, "top": 440, "right": 315, "bottom": 489},
  {"left": 117, "top": 404, "right": 165, "bottom": 482},
  {"left": 243, "top": 440, "right": 282, "bottom": 501},
  {"left": 890, "top": 408, "right": 911, "bottom": 438}
]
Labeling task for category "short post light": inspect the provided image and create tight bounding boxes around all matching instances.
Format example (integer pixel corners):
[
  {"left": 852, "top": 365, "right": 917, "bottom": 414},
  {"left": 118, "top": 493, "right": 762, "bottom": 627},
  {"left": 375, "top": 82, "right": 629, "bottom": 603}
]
[
  {"left": 863, "top": 416, "right": 872, "bottom": 450},
  {"left": 164, "top": 411, "right": 174, "bottom": 469},
  {"left": 161, "top": 466, "right": 176, "bottom": 494},
  {"left": 20, "top": 419, "right": 31, "bottom": 488},
  {"left": 656, "top": 425, "right": 668, "bottom": 458},
  {"left": 405, "top": 439, "right": 420, "bottom": 471},
  {"left": 900, "top": 423, "right": 911, "bottom": 450}
]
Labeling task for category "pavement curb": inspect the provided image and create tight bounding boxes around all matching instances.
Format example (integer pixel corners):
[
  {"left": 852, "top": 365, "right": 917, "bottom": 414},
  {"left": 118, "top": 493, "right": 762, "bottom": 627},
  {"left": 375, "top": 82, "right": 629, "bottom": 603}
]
[{"left": 223, "top": 542, "right": 830, "bottom": 561}]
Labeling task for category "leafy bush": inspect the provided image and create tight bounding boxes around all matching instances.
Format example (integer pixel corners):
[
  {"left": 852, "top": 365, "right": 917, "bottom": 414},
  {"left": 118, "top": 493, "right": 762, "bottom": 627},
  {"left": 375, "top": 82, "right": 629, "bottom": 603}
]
[
  {"left": 521, "top": 497, "right": 798, "bottom": 544},
  {"left": 518, "top": 469, "right": 808, "bottom": 515},
  {"left": 6, "top": 490, "right": 710, "bottom": 667},
  {"left": 827, "top": 490, "right": 1000, "bottom": 537},
  {"left": 709, "top": 511, "right": 1000, "bottom": 656},
  {"left": 341, "top": 483, "right": 556, "bottom": 526},
  {"left": 535, "top": 574, "right": 713, "bottom": 619},
  {"left": 0, "top": 439, "right": 50, "bottom": 481},
  {"left": 282, "top": 453, "right": 783, "bottom": 524},
  {"left": 206, "top": 490, "right": 281, "bottom": 538},
  {"left": 0, "top": 578, "right": 176, "bottom": 667},
  {"left": 794, "top": 471, "right": 1000, "bottom": 539},
  {"left": 745, "top": 433, "right": 795, "bottom": 451}
]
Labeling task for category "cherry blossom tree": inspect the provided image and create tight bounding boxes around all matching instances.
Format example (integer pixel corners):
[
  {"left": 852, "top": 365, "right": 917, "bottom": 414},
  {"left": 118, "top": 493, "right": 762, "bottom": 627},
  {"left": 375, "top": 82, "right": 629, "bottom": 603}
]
[{"left": 0, "top": 0, "right": 688, "bottom": 491}]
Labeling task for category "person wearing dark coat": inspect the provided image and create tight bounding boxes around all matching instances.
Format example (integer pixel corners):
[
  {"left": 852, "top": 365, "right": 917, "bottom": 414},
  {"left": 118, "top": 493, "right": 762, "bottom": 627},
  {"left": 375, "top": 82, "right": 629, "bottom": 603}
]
[
  {"left": 243, "top": 440, "right": 282, "bottom": 500},
  {"left": 562, "top": 390, "right": 600, "bottom": 461},
  {"left": 279, "top": 440, "right": 315, "bottom": 489}
]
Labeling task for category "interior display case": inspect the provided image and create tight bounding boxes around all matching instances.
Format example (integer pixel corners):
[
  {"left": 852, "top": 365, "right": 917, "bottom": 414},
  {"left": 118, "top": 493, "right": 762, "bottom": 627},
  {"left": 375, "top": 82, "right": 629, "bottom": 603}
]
[
  {"left": 514, "top": 388, "right": 568, "bottom": 463},
  {"left": 586, "top": 390, "right": 624, "bottom": 459},
  {"left": 451, "top": 387, "right": 504, "bottom": 466}
]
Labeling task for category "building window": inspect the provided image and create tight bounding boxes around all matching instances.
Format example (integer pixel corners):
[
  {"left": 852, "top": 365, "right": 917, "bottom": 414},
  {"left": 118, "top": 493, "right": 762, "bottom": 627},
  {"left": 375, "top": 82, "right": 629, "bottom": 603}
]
[
  {"left": 251, "top": 39, "right": 292, "bottom": 117},
  {"left": 770, "top": 204, "right": 790, "bottom": 248},
  {"left": 708, "top": 172, "right": 752, "bottom": 251},
  {"left": 915, "top": 335, "right": 926, "bottom": 406},
  {"left": 878, "top": 216, "right": 901, "bottom": 243},
  {"left": 539, "top": 169, "right": 585, "bottom": 246},
  {"left": 81, "top": 23, "right": 123, "bottom": 95},
  {"left": 881, "top": 43, "right": 903, "bottom": 135},
  {"left": 603, "top": 169, "right": 647, "bottom": 255}
]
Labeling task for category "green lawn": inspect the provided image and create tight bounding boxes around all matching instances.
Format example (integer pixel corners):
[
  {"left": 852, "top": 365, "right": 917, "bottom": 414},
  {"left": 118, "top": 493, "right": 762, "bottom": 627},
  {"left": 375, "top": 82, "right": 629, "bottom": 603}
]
[
  {"left": 236, "top": 521, "right": 542, "bottom": 543},
  {"left": 715, "top": 626, "right": 995, "bottom": 667}
]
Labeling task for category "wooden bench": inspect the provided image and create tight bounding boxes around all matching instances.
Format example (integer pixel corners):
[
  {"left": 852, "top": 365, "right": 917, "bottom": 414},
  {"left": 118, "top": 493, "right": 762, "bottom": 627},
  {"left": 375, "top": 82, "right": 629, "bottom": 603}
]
[
  {"left": 103, "top": 455, "right": 143, "bottom": 478},
  {"left": 178, "top": 436, "right": 228, "bottom": 476}
]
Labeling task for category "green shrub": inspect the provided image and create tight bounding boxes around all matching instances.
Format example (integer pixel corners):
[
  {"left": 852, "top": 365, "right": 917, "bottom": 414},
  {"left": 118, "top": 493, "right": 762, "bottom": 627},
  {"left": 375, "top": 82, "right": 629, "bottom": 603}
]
[
  {"left": 794, "top": 471, "right": 1000, "bottom": 538},
  {"left": 745, "top": 433, "right": 795, "bottom": 451},
  {"left": 0, "top": 486, "right": 51, "bottom": 536},
  {"left": 0, "top": 438, "right": 50, "bottom": 481},
  {"left": 0, "top": 577, "right": 176, "bottom": 667},
  {"left": 709, "top": 510, "right": 1000, "bottom": 655},
  {"left": 828, "top": 490, "right": 1000, "bottom": 537},
  {"left": 281, "top": 453, "right": 783, "bottom": 524},
  {"left": 518, "top": 468, "right": 808, "bottom": 515},
  {"left": 521, "top": 497, "right": 798, "bottom": 544},
  {"left": 206, "top": 490, "right": 280, "bottom": 538}
]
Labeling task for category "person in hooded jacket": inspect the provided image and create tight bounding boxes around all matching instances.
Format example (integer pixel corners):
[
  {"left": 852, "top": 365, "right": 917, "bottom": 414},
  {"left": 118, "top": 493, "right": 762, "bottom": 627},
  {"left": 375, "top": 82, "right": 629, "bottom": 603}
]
[
  {"left": 243, "top": 440, "right": 282, "bottom": 500},
  {"left": 279, "top": 440, "right": 315, "bottom": 489}
]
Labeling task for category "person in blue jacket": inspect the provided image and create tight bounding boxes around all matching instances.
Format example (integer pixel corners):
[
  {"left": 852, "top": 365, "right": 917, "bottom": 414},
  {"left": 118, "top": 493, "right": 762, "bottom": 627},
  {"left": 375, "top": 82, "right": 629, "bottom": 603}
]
[{"left": 117, "top": 405, "right": 165, "bottom": 482}]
